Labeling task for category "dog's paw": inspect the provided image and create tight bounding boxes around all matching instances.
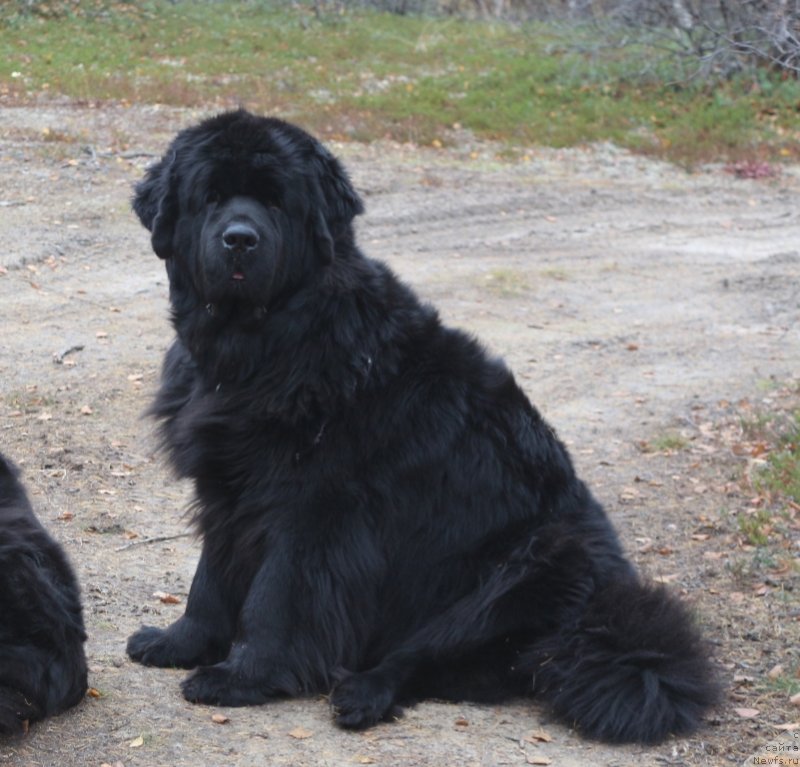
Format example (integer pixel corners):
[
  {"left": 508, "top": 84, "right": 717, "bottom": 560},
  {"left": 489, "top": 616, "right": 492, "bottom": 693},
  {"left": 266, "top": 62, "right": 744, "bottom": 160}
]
[
  {"left": 331, "top": 672, "right": 402, "bottom": 730},
  {"left": 127, "top": 626, "right": 189, "bottom": 668},
  {"left": 127, "top": 616, "right": 230, "bottom": 668},
  {"left": 181, "top": 664, "right": 273, "bottom": 707}
]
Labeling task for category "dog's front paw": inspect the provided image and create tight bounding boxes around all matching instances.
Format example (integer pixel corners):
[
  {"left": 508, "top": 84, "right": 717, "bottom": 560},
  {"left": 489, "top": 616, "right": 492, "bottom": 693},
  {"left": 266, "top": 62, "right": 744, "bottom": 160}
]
[
  {"left": 181, "top": 664, "right": 273, "bottom": 707},
  {"left": 331, "top": 671, "right": 402, "bottom": 730},
  {"left": 127, "top": 616, "right": 229, "bottom": 669},
  {"left": 127, "top": 626, "right": 193, "bottom": 668}
]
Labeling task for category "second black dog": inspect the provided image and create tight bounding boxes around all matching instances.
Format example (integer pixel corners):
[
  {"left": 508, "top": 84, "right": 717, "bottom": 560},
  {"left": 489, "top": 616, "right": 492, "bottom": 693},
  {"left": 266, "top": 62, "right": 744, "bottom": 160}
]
[{"left": 0, "top": 453, "right": 87, "bottom": 735}]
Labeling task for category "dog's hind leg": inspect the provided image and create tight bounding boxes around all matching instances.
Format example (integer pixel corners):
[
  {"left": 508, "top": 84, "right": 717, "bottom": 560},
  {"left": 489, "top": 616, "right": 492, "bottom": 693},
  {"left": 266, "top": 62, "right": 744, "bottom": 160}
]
[{"left": 331, "top": 531, "right": 596, "bottom": 729}]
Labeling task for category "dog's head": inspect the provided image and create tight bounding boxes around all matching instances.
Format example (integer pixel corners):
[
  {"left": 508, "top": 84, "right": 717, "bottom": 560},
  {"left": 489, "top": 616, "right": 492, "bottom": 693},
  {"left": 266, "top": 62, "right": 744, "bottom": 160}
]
[{"left": 133, "top": 110, "right": 364, "bottom": 311}]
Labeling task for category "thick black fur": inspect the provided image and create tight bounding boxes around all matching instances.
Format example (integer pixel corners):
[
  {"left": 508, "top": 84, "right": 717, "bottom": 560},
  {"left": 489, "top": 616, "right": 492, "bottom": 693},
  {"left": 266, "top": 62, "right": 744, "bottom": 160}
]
[
  {"left": 127, "top": 109, "right": 717, "bottom": 743},
  {"left": 0, "top": 453, "right": 87, "bottom": 736}
]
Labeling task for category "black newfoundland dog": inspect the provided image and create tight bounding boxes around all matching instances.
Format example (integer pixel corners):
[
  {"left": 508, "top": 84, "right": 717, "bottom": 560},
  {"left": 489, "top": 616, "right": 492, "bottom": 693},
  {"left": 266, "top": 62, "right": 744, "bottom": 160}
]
[
  {"left": 127, "top": 110, "right": 716, "bottom": 743},
  {"left": 0, "top": 453, "right": 87, "bottom": 735}
]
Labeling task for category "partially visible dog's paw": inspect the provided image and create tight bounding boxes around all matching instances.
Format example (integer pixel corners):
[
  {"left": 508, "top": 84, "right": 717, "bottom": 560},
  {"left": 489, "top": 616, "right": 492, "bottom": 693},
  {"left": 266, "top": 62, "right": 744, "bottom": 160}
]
[
  {"left": 0, "top": 685, "right": 40, "bottom": 737},
  {"left": 127, "top": 626, "right": 194, "bottom": 668},
  {"left": 181, "top": 664, "right": 272, "bottom": 707},
  {"left": 127, "top": 617, "right": 229, "bottom": 669},
  {"left": 331, "top": 672, "right": 402, "bottom": 730}
]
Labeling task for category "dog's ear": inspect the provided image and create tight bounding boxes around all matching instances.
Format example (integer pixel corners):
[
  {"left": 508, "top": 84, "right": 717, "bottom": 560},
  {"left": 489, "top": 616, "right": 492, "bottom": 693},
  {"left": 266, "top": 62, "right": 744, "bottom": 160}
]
[
  {"left": 308, "top": 144, "right": 364, "bottom": 263},
  {"left": 132, "top": 152, "right": 178, "bottom": 260}
]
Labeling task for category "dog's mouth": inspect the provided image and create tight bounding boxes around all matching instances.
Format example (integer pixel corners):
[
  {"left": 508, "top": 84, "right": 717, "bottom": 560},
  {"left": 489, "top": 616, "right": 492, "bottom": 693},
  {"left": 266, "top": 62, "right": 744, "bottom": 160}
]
[{"left": 232, "top": 270, "right": 245, "bottom": 282}]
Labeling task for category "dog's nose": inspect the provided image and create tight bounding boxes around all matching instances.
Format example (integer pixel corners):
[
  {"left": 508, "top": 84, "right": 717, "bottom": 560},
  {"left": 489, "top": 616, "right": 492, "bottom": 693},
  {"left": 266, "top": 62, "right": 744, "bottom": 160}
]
[{"left": 222, "top": 223, "right": 259, "bottom": 253}]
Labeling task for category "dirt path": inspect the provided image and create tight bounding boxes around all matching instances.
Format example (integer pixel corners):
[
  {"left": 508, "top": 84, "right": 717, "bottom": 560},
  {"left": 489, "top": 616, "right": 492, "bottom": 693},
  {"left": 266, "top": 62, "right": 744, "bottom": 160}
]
[{"left": 0, "top": 103, "right": 798, "bottom": 767}]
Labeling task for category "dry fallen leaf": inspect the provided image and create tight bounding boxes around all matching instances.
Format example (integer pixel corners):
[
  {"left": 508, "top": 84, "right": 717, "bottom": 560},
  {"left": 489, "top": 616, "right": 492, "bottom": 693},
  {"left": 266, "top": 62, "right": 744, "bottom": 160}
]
[
  {"left": 768, "top": 664, "right": 785, "bottom": 680},
  {"left": 527, "top": 757, "right": 552, "bottom": 765},
  {"left": 524, "top": 729, "right": 553, "bottom": 743},
  {"left": 129, "top": 735, "right": 144, "bottom": 748},
  {"left": 288, "top": 726, "right": 313, "bottom": 739},
  {"left": 454, "top": 717, "right": 469, "bottom": 727},
  {"left": 355, "top": 758, "right": 376, "bottom": 765},
  {"left": 153, "top": 591, "right": 181, "bottom": 605},
  {"left": 86, "top": 687, "right": 102, "bottom": 698},
  {"left": 790, "top": 692, "right": 800, "bottom": 707},
  {"left": 211, "top": 714, "right": 230, "bottom": 724},
  {"left": 656, "top": 546, "right": 674, "bottom": 556},
  {"left": 734, "top": 708, "right": 759, "bottom": 718}
]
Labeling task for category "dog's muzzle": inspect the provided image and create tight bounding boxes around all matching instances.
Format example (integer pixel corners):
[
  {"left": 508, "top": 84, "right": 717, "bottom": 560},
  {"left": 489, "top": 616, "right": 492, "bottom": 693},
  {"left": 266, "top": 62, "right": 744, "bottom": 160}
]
[{"left": 222, "top": 223, "right": 260, "bottom": 254}]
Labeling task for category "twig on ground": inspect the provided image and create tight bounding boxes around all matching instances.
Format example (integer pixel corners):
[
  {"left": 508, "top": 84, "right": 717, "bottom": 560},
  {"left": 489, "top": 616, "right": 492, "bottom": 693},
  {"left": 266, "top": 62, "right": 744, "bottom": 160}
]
[
  {"left": 115, "top": 532, "right": 192, "bottom": 552},
  {"left": 53, "top": 344, "right": 85, "bottom": 364}
]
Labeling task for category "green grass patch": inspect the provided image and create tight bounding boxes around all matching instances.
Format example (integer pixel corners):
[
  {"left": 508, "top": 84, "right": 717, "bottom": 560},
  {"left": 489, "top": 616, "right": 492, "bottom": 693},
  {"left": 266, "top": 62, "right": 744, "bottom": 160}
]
[
  {"left": 756, "top": 411, "right": 800, "bottom": 507},
  {"left": 738, "top": 508, "right": 774, "bottom": 547},
  {"left": 480, "top": 267, "right": 530, "bottom": 297},
  {"left": 641, "top": 431, "right": 690, "bottom": 454},
  {"left": 2, "top": 1, "right": 800, "bottom": 164},
  {"left": 763, "top": 666, "right": 800, "bottom": 697},
  {"left": 4, "top": 387, "right": 55, "bottom": 413},
  {"left": 732, "top": 401, "right": 800, "bottom": 555},
  {"left": 768, "top": 675, "right": 800, "bottom": 698}
]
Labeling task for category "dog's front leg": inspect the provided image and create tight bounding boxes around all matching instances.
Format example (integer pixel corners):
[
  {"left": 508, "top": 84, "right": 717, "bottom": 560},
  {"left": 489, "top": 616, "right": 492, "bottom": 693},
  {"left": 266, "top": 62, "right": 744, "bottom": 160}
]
[
  {"left": 179, "top": 544, "right": 304, "bottom": 706},
  {"left": 127, "top": 542, "right": 236, "bottom": 668}
]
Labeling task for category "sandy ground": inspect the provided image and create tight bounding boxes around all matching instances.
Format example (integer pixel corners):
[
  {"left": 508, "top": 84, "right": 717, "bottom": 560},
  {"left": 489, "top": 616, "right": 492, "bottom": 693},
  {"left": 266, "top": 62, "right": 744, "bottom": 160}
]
[{"left": 0, "top": 103, "right": 798, "bottom": 767}]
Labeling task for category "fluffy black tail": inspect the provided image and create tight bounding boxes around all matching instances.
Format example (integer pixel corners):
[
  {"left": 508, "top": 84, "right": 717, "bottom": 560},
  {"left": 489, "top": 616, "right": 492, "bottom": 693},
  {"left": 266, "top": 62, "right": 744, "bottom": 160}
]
[{"left": 521, "top": 578, "right": 718, "bottom": 744}]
